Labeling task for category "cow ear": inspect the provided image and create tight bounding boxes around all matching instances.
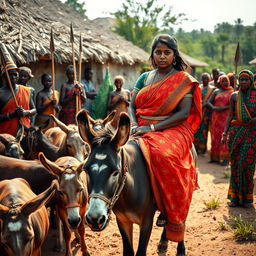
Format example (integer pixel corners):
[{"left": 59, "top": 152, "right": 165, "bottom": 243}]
[
  {"left": 51, "top": 115, "right": 70, "bottom": 134},
  {"left": 76, "top": 162, "right": 85, "bottom": 176},
  {"left": 0, "top": 204, "right": 9, "bottom": 217},
  {"left": 76, "top": 109, "right": 97, "bottom": 147},
  {"left": 111, "top": 112, "right": 130, "bottom": 150},
  {"left": 21, "top": 180, "right": 57, "bottom": 216},
  {"left": 103, "top": 110, "right": 116, "bottom": 126},
  {"left": 15, "top": 122, "right": 24, "bottom": 143},
  {"left": 38, "top": 152, "right": 63, "bottom": 177}
]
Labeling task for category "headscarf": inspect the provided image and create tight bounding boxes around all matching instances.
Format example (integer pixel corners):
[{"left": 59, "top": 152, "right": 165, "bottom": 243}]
[
  {"left": 19, "top": 66, "right": 34, "bottom": 78},
  {"left": 238, "top": 69, "right": 254, "bottom": 88},
  {"left": 218, "top": 75, "right": 232, "bottom": 90},
  {"left": 1, "top": 62, "right": 18, "bottom": 75},
  {"left": 227, "top": 72, "right": 237, "bottom": 87}
]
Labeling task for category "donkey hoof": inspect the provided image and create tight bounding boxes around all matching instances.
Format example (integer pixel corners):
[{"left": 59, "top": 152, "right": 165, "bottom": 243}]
[{"left": 157, "top": 240, "right": 168, "bottom": 254}]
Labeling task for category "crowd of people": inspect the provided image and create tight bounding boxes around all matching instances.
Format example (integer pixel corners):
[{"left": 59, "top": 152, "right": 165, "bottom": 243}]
[{"left": 0, "top": 34, "right": 255, "bottom": 250}]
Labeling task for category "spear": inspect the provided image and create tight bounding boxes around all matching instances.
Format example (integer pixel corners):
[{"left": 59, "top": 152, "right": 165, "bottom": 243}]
[
  {"left": 70, "top": 23, "right": 81, "bottom": 113},
  {"left": 0, "top": 43, "right": 18, "bottom": 107},
  {"left": 234, "top": 42, "right": 240, "bottom": 75},
  {"left": 78, "top": 33, "right": 82, "bottom": 83},
  {"left": 50, "top": 28, "right": 56, "bottom": 117}
]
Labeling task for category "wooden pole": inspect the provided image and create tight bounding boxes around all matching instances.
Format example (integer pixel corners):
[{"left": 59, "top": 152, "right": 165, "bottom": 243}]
[
  {"left": 0, "top": 47, "right": 18, "bottom": 107},
  {"left": 78, "top": 33, "right": 82, "bottom": 83},
  {"left": 50, "top": 28, "right": 56, "bottom": 117}
]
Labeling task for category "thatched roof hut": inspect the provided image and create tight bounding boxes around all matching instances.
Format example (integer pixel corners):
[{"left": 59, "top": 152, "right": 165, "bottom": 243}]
[
  {"left": 0, "top": 0, "right": 149, "bottom": 90},
  {"left": 249, "top": 58, "right": 256, "bottom": 65}
]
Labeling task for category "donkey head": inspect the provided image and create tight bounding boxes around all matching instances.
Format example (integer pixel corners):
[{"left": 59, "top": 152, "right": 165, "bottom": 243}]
[{"left": 76, "top": 110, "right": 130, "bottom": 231}]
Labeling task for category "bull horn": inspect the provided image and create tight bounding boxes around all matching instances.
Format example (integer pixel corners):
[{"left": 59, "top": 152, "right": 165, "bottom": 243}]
[
  {"left": 15, "top": 122, "right": 24, "bottom": 143},
  {"left": 51, "top": 114, "right": 70, "bottom": 134}
]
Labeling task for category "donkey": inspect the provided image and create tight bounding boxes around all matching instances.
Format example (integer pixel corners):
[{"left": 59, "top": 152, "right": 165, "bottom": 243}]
[
  {"left": 0, "top": 123, "right": 24, "bottom": 159},
  {"left": 77, "top": 110, "right": 156, "bottom": 256},
  {"left": 39, "top": 153, "right": 90, "bottom": 256},
  {"left": 45, "top": 115, "right": 88, "bottom": 162},
  {"left": 0, "top": 178, "right": 57, "bottom": 256}
]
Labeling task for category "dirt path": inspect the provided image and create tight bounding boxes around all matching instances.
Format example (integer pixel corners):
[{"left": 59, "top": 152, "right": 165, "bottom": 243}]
[{"left": 42, "top": 154, "right": 256, "bottom": 256}]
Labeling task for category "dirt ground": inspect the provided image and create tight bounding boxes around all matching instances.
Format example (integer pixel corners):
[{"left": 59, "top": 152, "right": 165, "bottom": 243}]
[{"left": 42, "top": 153, "right": 256, "bottom": 256}]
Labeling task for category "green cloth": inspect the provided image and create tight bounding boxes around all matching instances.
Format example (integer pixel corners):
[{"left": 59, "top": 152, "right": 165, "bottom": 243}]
[{"left": 91, "top": 70, "right": 114, "bottom": 119}]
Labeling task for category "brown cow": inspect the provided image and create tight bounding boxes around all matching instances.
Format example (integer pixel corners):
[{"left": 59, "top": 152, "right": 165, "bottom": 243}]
[
  {"left": 0, "top": 178, "right": 57, "bottom": 256},
  {"left": 45, "top": 115, "right": 88, "bottom": 162},
  {"left": 0, "top": 124, "right": 24, "bottom": 159},
  {"left": 39, "top": 153, "right": 90, "bottom": 256}
]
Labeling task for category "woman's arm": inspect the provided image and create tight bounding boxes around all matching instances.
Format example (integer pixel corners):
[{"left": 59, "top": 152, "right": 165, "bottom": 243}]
[
  {"left": 128, "top": 91, "right": 139, "bottom": 127},
  {"left": 107, "top": 92, "right": 115, "bottom": 111},
  {"left": 221, "top": 92, "right": 236, "bottom": 143},
  {"left": 133, "top": 96, "right": 193, "bottom": 136},
  {"left": 36, "top": 92, "right": 51, "bottom": 114},
  {"left": 206, "top": 90, "right": 218, "bottom": 110}
]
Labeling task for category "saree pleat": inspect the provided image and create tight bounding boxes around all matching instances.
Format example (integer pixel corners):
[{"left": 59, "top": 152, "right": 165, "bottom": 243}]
[{"left": 136, "top": 71, "right": 201, "bottom": 242}]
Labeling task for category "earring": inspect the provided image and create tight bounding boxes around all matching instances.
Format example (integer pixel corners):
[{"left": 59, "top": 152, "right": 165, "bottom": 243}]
[{"left": 173, "top": 58, "right": 176, "bottom": 65}]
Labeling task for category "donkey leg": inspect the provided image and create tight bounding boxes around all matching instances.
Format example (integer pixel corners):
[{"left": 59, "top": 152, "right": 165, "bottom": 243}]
[
  {"left": 157, "top": 228, "right": 168, "bottom": 254},
  {"left": 116, "top": 219, "right": 134, "bottom": 256},
  {"left": 54, "top": 213, "right": 65, "bottom": 252},
  {"left": 177, "top": 241, "right": 185, "bottom": 256},
  {"left": 135, "top": 213, "right": 154, "bottom": 256},
  {"left": 78, "top": 213, "right": 90, "bottom": 256}
]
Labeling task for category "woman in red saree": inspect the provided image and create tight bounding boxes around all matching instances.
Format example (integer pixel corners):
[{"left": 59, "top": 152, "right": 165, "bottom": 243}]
[
  {"left": 208, "top": 75, "right": 234, "bottom": 165},
  {"left": 129, "top": 34, "right": 201, "bottom": 254}
]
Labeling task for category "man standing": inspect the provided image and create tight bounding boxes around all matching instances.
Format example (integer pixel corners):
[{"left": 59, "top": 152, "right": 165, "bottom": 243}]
[
  {"left": 209, "top": 68, "right": 220, "bottom": 88},
  {"left": 81, "top": 68, "right": 97, "bottom": 113}
]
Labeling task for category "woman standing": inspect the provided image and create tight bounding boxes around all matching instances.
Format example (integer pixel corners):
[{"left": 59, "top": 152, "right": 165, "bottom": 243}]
[
  {"left": 194, "top": 73, "right": 215, "bottom": 154},
  {"left": 107, "top": 75, "right": 130, "bottom": 128},
  {"left": 129, "top": 34, "right": 201, "bottom": 251},
  {"left": 207, "top": 75, "right": 233, "bottom": 165},
  {"left": 59, "top": 65, "right": 85, "bottom": 125},
  {"left": 222, "top": 70, "right": 256, "bottom": 208}
]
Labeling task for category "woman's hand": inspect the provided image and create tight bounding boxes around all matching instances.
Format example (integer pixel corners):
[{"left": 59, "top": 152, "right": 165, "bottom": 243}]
[
  {"left": 221, "top": 134, "right": 227, "bottom": 144},
  {"left": 133, "top": 125, "right": 151, "bottom": 136}
]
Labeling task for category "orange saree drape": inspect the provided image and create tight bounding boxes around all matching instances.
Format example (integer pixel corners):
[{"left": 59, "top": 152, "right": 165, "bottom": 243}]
[
  {"left": 0, "top": 85, "right": 31, "bottom": 136},
  {"left": 136, "top": 71, "right": 202, "bottom": 242}
]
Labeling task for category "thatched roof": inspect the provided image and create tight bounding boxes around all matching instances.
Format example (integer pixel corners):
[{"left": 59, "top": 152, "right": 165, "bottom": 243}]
[
  {"left": 0, "top": 0, "right": 149, "bottom": 65},
  {"left": 180, "top": 52, "right": 208, "bottom": 68},
  {"left": 249, "top": 58, "right": 256, "bottom": 65}
]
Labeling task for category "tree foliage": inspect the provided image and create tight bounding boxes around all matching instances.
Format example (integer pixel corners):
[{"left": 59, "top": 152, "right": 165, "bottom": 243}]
[
  {"left": 65, "top": 0, "right": 87, "bottom": 17},
  {"left": 113, "top": 0, "right": 186, "bottom": 52}
]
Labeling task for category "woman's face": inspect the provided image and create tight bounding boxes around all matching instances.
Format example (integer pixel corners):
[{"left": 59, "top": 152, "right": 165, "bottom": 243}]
[
  {"left": 239, "top": 75, "right": 251, "bottom": 91},
  {"left": 19, "top": 70, "right": 30, "bottom": 85},
  {"left": 153, "top": 43, "right": 175, "bottom": 69},
  {"left": 67, "top": 69, "right": 75, "bottom": 81},
  {"left": 202, "top": 75, "right": 210, "bottom": 86},
  {"left": 115, "top": 79, "right": 123, "bottom": 90},
  {"left": 42, "top": 75, "right": 52, "bottom": 89},
  {"left": 221, "top": 77, "right": 229, "bottom": 88}
]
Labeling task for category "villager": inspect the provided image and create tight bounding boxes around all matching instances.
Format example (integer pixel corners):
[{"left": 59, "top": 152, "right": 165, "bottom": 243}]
[
  {"left": 194, "top": 73, "right": 215, "bottom": 154},
  {"left": 81, "top": 67, "right": 97, "bottom": 113},
  {"left": 59, "top": 65, "right": 85, "bottom": 125},
  {"left": 209, "top": 68, "right": 220, "bottom": 88},
  {"left": 222, "top": 70, "right": 256, "bottom": 208},
  {"left": 207, "top": 75, "right": 233, "bottom": 165},
  {"left": 35, "top": 73, "right": 60, "bottom": 128},
  {"left": 227, "top": 72, "right": 237, "bottom": 90},
  {"left": 0, "top": 46, "right": 36, "bottom": 136},
  {"left": 129, "top": 34, "right": 202, "bottom": 243},
  {"left": 107, "top": 75, "right": 130, "bottom": 128}
]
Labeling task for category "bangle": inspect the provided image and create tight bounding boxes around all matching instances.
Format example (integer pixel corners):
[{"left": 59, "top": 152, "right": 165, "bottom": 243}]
[{"left": 150, "top": 124, "right": 155, "bottom": 132}]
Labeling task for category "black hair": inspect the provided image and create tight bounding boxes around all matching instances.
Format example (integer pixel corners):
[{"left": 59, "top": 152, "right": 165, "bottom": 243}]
[
  {"left": 84, "top": 67, "right": 93, "bottom": 75},
  {"left": 41, "top": 73, "right": 51, "bottom": 83},
  {"left": 150, "top": 34, "right": 188, "bottom": 71},
  {"left": 66, "top": 65, "right": 74, "bottom": 74}
]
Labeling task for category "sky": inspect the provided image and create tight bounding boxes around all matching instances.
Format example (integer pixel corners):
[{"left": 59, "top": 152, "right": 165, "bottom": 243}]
[{"left": 76, "top": 0, "right": 256, "bottom": 32}]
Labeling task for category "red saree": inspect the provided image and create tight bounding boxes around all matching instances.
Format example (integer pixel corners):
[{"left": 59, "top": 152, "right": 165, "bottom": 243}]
[
  {"left": 136, "top": 71, "right": 202, "bottom": 242},
  {"left": 0, "top": 85, "right": 31, "bottom": 136},
  {"left": 211, "top": 89, "right": 233, "bottom": 161}
]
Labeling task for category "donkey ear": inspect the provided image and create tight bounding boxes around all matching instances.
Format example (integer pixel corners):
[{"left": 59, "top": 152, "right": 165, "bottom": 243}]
[
  {"left": 38, "top": 152, "right": 63, "bottom": 177},
  {"left": 103, "top": 110, "right": 116, "bottom": 126},
  {"left": 0, "top": 135, "right": 9, "bottom": 147},
  {"left": 51, "top": 115, "right": 70, "bottom": 134},
  {"left": 21, "top": 180, "right": 57, "bottom": 216},
  {"left": 15, "top": 122, "right": 24, "bottom": 143},
  {"left": 76, "top": 109, "right": 97, "bottom": 146},
  {"left": 111, "top": 112, "right": 131, "bottom": 150}
]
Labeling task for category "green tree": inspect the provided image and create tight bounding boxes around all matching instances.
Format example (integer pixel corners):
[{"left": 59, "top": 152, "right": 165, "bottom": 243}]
[
  {"left": 65, "top": 0, "right": 87, "bottom": 17},
  {"left": 113, "top": 0, "right": 186, "bottom": 52},
  {"left": 217, "top": 33, "right": 230, "bottom": 62}
]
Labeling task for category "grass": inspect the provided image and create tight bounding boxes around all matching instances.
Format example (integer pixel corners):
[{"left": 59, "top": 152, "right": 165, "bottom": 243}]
[
  {"left": 218, "top": 221, "right": 229, "bottom": 231},
  {"left": 230, "top": 215, "right": 256, "bottom": 241},
  {"left": 204, "top": 198, "right": 220, "bottom": 210}
]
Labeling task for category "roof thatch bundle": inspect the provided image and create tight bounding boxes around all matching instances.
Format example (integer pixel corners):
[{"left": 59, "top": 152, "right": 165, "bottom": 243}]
[{"left": 0, "top": 0, "right": 149, "bottom": 66}]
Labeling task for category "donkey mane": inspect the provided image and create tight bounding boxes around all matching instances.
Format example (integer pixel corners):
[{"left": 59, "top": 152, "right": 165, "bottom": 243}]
[{"left": 92, "top": 127, "right": 115, "bottom": 146}]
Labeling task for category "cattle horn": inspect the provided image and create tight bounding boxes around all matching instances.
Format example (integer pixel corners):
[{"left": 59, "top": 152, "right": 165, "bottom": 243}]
[
  {"left": 51, "top": 114, "right": 70, "bottom": 134},
  {"left": 15, "top": 122, "right": 24, "bottom": 143}
]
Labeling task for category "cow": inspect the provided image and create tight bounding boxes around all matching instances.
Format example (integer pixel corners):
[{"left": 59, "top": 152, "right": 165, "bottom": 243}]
[
  {"left": 0, "top": 178, "right": 57, "bottom": 256},
  {"left": 39, "top": 153, "right": 90, "bottom": 256},
  {"left": 45, "top": 115, "right": 88, "bottom": 162}
]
